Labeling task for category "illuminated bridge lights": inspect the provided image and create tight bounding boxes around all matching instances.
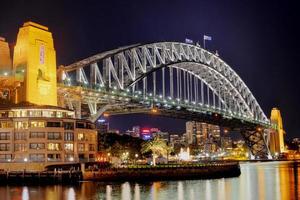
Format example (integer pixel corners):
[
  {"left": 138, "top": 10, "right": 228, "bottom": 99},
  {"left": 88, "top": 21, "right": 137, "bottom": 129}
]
[{"left": 56, "top": 41, "right": 275, "bottom": 159}]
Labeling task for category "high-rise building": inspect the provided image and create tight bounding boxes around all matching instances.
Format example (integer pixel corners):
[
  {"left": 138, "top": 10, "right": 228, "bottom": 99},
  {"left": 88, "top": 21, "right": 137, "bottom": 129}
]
[
  {"left": 186, "top": 121, "right": 220, "bottom": 146},
  {"left": 221, "top": 137, "right": 233, "bottom": 150}
]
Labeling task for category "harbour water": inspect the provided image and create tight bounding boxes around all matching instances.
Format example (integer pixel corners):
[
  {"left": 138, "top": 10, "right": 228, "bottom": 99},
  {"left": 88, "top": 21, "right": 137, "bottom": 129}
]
[{"left": 0, "top": 161, "right": 299, "bottom": 200}]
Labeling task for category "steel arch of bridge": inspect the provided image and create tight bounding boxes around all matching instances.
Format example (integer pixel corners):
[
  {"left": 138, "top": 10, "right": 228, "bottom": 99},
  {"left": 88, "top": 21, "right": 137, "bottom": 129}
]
[{"left": 58, "top": 42, "right": 269, "bottom": 125}]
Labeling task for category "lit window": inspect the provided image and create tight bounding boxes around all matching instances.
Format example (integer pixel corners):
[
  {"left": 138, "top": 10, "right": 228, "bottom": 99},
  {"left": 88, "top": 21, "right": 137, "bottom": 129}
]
[
  {"left": 14, "top": 121, "right": 28, "bottom": 129},
  {"left": 30, "top": 121, "right": 45, "bottom": 128},
  {"left": 64, "top": 143, "right": 74, "bottom": 151},
  {"left": 0, "top": 121, "right": 13, "bottom": 128},
  {"left": 78, "top": 133, "right": 84, "bottom": 141},
  {"left": 57, "top": 112, "right": 62, "bottom": 118},
  {"left": 47, "top": 143, "right": 61, "bottom": 151}
]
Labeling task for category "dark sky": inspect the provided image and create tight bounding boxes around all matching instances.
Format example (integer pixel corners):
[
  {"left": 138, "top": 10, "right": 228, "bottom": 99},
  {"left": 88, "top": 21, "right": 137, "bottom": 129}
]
[{"left": 0, "top": 0, "right": 299, "bottom": 139}]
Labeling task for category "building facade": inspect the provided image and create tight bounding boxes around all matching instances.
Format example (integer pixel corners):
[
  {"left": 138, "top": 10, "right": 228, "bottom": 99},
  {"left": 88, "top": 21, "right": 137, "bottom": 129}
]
[
  {"left": 0, "top": 106, "right": 97, "bottom": 166},
  {"left": 186, "top": 121, "right": 220, "bottom": 146}
]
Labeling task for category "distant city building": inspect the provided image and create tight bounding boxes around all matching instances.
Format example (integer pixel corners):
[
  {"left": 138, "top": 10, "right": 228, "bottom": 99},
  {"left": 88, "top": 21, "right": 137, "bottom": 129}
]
[
  {"left": 221, "top": 137, "right": 233, "bottom": 150},
  {"left": 140, "top": 128, "right": 152, "bottom": 140},
  {"left": 155, "top": 131, "right": 169, "bottom": 142},
  {"left": 132, "top": 126, "right": 140, "bottom": 138},
  {"left": 96, "top": 119, "right": 109, "bottom": 150},
  {"left": 170, "top": 134, "right": 180, "bottom": 145},
  {"left": 108, "top": 129, "right": 120, "bottom": 135},
  {"left": 186, "top": 121, "right": 220, "bottom": 146}
]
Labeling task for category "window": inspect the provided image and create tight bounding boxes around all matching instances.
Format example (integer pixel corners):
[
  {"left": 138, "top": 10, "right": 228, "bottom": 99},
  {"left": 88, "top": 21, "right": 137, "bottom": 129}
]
[
  {"left": 29, "top": 132, "right": 45, "bottom": 138},
  {"left": 0, "top": 121, "right": 13, "bottom": 128},
  {"left": 89, "top": 144, "right": 95, "bottom": 151},
  {"left": 85, "top": 133, "right": 96, "bottom": 142},
  {"left": 0, "top": 154, "right": 12, "bottom": 161},
  {"left": 42, "top": 111, "right": 56, "bottom": 118},
  {"left": 63, "top": 122, "right": 74, "bottom": 130},
  {"left": 86, "top": 123, "right": 95, "bottom": 129},
  {"left": 0, "top": 132, "right": 10, "bottom": 140},
  {"left": 28, "top": 110, "right": 42, "bottom": 117},
  {"left": 15, "top": 143, "right": 26, "bottom": 152},
  {"left": 14, "top": 121, "right": 28, "bottom": 129},
  {"left": 57, "top": 112, "right": 63, "bottom": 118},
  {"left": 64, "top": 143, "right": 74, "bottom": 151},
  {"left": 0, "top": 111, "right": 8, "bottom": 118},
  {"left": 47, "top": 143, "right": 61, "bottom": 151},
  {"left": 48, "top": 132, "right": 61, "bottom": 140},
  {"left": 29, "top": 143, "right": 45, "bottom": 149},
  {"left": 64, "top": 132, "right": 74, "bottom": 141},
  {"left": 76, "top": 122, "right": 85, "bottom": 128},
  {"left": 0, "top": 143, "right": 10, "bottom": 151},
  {"left": 15, "top": 132, "right": 26, "bottom": 140},
  {"left": 89, "top": 154, "right": 95, "bottom": 159},
  {"left": 78, "top": 133, "right": 84, "bottom": 141},
  {"left": 46, "top": 121, "right": 61, "bottom": 127},
  {"left": 47, "top": 154, "right": 61, "bottom": 161},
  {"left": 78, "top": 144, "right": 84, "bottom": 152},
  {"left": 29, "top": 154, "right": 45, "bottom": 162},
  {"left": 65, "top": 154, "right": 74, "bottom": 161},
  {"left": 13, "top": 110, "right": 27, "bottom": 117},
  {"left": 30, "top": 121, "right": 45, "bottom": 128}
]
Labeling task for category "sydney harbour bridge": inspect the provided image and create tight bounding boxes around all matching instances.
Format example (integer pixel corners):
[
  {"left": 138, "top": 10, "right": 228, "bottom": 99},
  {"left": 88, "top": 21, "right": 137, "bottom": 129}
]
[{"left": 56, "top": 42, "right": 274, "bottom": 159}]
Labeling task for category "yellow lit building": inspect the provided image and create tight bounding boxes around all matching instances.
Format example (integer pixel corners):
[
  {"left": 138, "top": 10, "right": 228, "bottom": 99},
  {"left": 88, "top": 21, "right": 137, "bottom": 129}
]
[
  {"left": 13, "top": 22, "right": 57, "bottom": 106},
  {"left": 0, "top": 37, "right": 12, "bottom": 76},
  {"left": 0, "top": 106, "right": 97, "bottom": 170},
  {"left": 0, "top": 22, "right": 98, "bottom": 170},
  {"left": 269, "top": 108, "right": 286, "bottom": 155}
]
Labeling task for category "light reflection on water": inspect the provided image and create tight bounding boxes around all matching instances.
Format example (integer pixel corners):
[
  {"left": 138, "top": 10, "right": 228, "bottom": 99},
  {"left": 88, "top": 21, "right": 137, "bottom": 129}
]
[{"left": 0, "top": 161, "right": 299, "bottom": 200}]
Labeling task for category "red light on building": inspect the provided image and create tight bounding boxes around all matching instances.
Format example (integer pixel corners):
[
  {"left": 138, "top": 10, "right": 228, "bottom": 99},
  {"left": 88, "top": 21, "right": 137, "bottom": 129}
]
[{"left": 141, "top": 129, "right": 150, "bottom": 134}]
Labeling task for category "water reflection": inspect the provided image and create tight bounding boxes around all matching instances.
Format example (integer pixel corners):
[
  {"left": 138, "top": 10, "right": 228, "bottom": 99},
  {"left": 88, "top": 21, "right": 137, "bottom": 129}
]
[{"left": 0, "top": 161, "right": 298, "bottom": 200}]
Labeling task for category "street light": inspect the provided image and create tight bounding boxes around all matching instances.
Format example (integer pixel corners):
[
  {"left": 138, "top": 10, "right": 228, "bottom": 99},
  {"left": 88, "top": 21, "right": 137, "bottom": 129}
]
[
  {"left": 134, "top": 154, "right": 138, "bottom": 165},
  {"left": 24, "top": 157, "right": 28, "bottom": 171}
]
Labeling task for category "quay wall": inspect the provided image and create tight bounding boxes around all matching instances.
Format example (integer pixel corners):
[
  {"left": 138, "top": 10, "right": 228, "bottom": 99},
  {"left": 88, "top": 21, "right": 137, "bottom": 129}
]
[{"left": 83, "top": 162, "right": 241, "bottom": 181}]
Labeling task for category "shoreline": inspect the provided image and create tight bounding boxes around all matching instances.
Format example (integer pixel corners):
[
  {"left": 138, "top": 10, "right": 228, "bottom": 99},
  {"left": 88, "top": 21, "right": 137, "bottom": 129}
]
[
  {"left": 83, "top": 162, "right": 241, "bottom": 182},
  {"left": 0, "top": 162, "right": 241, "bottom": 185}
]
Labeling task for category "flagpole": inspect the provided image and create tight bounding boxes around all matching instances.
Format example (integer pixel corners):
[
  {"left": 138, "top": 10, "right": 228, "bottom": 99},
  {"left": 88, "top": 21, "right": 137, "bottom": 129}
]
[{"left": 203, "top": 37, "right": 206, "bottom": 49}]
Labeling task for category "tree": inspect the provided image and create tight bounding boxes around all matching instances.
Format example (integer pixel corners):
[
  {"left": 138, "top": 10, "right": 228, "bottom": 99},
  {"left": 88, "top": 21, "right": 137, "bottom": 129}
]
[{"left": 141, "top": 137, "right": 170, "bottom": 166}]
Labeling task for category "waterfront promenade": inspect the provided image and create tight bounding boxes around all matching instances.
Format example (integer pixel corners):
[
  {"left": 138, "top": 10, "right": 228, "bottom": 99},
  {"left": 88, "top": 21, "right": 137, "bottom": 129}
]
[{"left": 0, "top": 162, "right": 240, "bottom": 184}]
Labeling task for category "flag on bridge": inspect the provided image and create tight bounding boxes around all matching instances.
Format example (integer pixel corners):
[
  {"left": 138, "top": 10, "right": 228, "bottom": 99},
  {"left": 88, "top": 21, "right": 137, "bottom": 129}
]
[
  {"left": 203, "top": 35, "right": 212, "bottom": 41},
  {"left": 185, "top": 38, "right": 193, "bottom": 44},
  {"left": 203, "top": 35, "right": 212, "bottom": 49}
]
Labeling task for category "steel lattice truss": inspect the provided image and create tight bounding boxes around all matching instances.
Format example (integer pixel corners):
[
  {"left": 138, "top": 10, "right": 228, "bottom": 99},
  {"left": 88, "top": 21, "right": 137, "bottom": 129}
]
[{"left": 58, "top": 42, "right": 269, "bottom": 127}]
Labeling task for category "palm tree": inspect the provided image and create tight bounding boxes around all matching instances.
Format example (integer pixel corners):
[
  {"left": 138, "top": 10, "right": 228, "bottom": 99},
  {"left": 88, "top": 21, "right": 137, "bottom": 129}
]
[{"left": 141, "top": 137, "right": 170, "bottom": 166}]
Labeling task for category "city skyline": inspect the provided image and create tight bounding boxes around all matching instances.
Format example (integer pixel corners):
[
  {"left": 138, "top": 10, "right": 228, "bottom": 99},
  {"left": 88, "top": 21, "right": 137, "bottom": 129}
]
[{"left": 0, "top": 0, "right": 299, "bottom": 139}]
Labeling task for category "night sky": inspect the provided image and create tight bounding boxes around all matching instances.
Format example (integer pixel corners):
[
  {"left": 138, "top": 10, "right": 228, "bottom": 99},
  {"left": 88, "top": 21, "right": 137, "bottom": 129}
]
[{"left": 0, "top": 0, "right": 299, "bottom": 139}]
